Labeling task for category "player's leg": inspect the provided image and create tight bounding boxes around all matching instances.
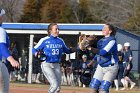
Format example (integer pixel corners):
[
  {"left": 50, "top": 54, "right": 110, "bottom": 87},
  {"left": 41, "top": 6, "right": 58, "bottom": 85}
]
[
  {"left": 0, "top": 62, "right": 10, "bottom": 93},
  {"left": 122, "top": 69, "right": 131, "bottom": 90},
  {"left": 114, "top": 67, "right": 119, "bottom": 91},
  {"left": 90, "top": 65, "right": 103, "bottom": 93},
  {"left": 114, "top": 79, "right": 119, "bottom": 91},
  {"left": 41, "top": 62, "right": 58, "bottom": 93},
  {"left": 100, "top": 64, "right": 118, "bottom": 93},
  {"left": 35, "top": 60, "right": 41, "bottom": 83},
  {"left": 53, "top": 63, "right": 62, "bottom": 93},
  {"left": 120, "top": 78, "right": 125, "bottom": 90},
  {"left": 35, "top": 73, "right": 41, "bottom": 83},
  {"left": 125, "top": 63, "right": 135, "bottom": 89},
  {"left": 99, "top": 80, "right": 111, "bottom": 93},
  {"left": 125, "top": 76, "right": 135, "bottom": 89}
]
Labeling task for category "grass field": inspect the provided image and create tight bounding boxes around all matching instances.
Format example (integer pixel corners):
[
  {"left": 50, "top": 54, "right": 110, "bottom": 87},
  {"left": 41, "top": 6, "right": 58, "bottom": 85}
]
[{"left": 10, "top": 83, "right": 140, "bottom": 93}]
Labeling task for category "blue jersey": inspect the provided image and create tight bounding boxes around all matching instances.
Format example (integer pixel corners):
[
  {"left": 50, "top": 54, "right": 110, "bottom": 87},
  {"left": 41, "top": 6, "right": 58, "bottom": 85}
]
[
  {"left": 0, "top": 25, "right": 11, "bottom": 61},
  {"left": 32, "top": 35, "right": 72, "bottom": 63},
  {"left": 123, "top": 49, "right": 132, "bottom": 62},
  {"left": 94, "top": 36, "right": 118, "bottom": 67}
]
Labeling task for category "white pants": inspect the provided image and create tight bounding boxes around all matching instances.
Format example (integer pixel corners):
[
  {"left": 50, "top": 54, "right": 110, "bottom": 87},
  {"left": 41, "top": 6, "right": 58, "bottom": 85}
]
[
  {"left": 93, "top": 64, "right": 118, "bottom": 82},
  {"left": 61, "top": 72, "right": 67, "bottom": 85},
  {"left": 0, "top": 61, "right": 9, "bottom": 93},
  {"left": 41, "top": 62, "right": 61, "bottom": 93},
  {"left": 67, "top": 73, "right": 74, "bottom": 86}
]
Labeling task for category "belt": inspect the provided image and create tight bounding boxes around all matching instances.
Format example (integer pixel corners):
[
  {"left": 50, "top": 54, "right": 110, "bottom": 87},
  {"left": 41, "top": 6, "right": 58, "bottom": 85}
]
[
  {"left": 47, "top": 62, "right": 59, "bottom": 63},
  {"left": 108, "top": 64, "right": 115, "bottom": 67},
  {"left": 100, "top": 63, "right": 115, "bottom": 67}
]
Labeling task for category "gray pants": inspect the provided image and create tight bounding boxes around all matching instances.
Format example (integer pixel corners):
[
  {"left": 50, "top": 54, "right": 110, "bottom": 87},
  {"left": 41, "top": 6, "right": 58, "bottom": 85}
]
[
  {"left": 94, "top": 64, "right": 118, "bottom": 82},
  {"left": 41, "top": 62, "right": 61, "bottom": 93},
  {"left": 0, "top": 61, "right": 9, "bottom": 93}
]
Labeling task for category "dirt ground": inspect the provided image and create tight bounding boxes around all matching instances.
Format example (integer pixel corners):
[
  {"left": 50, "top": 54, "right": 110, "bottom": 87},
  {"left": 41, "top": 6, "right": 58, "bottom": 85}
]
[{"left": 10, "top": 83, "right": 140, "bottom": 93}]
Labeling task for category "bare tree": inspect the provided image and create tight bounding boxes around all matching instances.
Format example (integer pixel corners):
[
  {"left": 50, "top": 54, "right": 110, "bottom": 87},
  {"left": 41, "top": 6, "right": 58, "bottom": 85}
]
[
  {"left": 88, "top": 0, "right": 139, "bottom": 27},
  {"left": 69, "top": 0, "right": 94, "bottom": 23},
  {"left": 0, "top": 0, "right": 25, "bottom": 22},
  {"left": 69, "top": 0, "right": 81, "bottom": 23}
]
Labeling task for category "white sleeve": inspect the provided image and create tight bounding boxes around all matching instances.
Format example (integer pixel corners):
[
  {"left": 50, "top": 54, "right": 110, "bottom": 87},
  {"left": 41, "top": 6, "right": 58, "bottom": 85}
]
[
  {"left": 0, "top": 28, "right": 6, "bottom": 43},
  {"left": 34, "top": 36, "right": 49, "bottom": 49},
  {"left": 103, "top": 40, "right": 115, "bottom": 52}
]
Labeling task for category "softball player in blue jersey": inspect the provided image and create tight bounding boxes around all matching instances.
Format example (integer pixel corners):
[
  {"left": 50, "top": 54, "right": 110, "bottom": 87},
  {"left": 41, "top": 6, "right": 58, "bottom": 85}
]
[
  {"left": 89, "top": 24, "right": 119, "bottom": 93},
  {"left": 32, "top": 23, "right": 76, "bottom": 93},
  {"left": 0, "top": 8, "right": 19, "bottom": 93}
]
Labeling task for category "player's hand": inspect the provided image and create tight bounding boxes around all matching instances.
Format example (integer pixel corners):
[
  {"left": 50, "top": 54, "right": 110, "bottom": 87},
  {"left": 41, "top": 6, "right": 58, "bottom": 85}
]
[
  {"left": 78, "top": 34, "right": 86, "bottom": 43},
  {"left": 10, "top": 60, "right": 20, "bottom": 68},
  {"left": 90, "top": 47, "right": 99, "bottom": 53},
  {"left": 87, "top": 46, "right": 92, "bottom": 50},
  {"left": 79, "top": 39, "right": 89, "bottom": 50},
  {"left": 35, "top": 52, "right": 38, "bottom": 57},
  {"left": 87, "top": 63, "right": 91, "bottom": 68},
  {"left": 86, "top": 60, "right": 93, "bottom": 68},
  {"left": 126, "top": 64, "right": 130, "bottom": 70},
  {"left": 79, "top": 41, "right": 85, "bottom": 50},
  {"left": 7, "top": 56, "right": 20, "bottom": 68}
]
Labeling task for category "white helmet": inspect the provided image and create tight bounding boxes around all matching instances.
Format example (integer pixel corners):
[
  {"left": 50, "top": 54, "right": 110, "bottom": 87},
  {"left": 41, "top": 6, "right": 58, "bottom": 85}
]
[
  {"left": 117, "top": 44, "right": 123, "bottom": 51},
  {"left": 124, "top": 42, "right": 130, "bottom": 47},
  {"left": 0, "top": 8, "right": 5, "bottom": 16}
]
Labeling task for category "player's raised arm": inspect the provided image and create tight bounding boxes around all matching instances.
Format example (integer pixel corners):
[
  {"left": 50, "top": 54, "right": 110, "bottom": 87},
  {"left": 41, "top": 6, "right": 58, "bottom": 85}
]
[{"left": 32, "top": 37, "right": 48, "bottom": 56}]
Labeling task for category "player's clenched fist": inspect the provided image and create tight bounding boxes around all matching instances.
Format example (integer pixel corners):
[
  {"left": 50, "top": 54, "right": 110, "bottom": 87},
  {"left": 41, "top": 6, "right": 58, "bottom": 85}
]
[{"left": 7, "top": 56, "right": 20, "bottom": 68}]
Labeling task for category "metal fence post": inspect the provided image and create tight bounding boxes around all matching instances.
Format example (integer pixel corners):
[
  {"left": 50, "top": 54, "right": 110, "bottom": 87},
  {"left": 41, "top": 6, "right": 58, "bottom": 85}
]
[{"left": 28, "top": 34, "right": 34, "bottom": 83}]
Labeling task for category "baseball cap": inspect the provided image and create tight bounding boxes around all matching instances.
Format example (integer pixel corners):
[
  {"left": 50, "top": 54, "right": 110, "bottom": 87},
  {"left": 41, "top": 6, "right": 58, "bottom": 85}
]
[
  {"left": 82, "top": 55, "right": 87, "bottom": 58},
  {"left": 0, "top": 8, "right": 5, "bottom": 16},
  {"left": 124, "top": 42, "right": 130, "bottom": 47}
]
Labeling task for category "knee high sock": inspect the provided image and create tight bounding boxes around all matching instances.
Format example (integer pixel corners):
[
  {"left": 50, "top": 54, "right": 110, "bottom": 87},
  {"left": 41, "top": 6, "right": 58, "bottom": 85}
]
[
  {"left": 114, "top": 80, "right": 119, "bottom": 89},
  {"left": 36, "top": 73, "right": 40, "bottom": 81}
]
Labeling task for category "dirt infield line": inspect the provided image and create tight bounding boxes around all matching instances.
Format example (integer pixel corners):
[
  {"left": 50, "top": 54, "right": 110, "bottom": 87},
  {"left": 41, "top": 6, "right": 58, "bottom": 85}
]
[{"left": 10, "top": 83, "right": 140, "bottom": 93}]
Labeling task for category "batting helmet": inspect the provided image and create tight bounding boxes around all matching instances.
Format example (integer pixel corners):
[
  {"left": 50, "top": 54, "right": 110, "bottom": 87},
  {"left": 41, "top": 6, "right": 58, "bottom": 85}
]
[{"left": 80, "top": 69, "right": 91, "bottom": 85}]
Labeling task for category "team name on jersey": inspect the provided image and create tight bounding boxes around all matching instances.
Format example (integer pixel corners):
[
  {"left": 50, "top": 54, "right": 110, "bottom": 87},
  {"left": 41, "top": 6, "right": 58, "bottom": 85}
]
[{"left": 46, "top": 44, "right": 62, "bottom": 49}]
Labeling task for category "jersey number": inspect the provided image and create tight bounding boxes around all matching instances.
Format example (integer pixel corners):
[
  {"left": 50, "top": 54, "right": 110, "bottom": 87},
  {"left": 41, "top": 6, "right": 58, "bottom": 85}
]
[{"left": 52, "top": 49, "right": 59, "bottom": 55}]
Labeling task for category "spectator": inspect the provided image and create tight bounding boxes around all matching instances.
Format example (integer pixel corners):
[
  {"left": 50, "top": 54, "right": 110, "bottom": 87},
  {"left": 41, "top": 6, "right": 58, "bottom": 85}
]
[
  {"left": 114, "top": 44, "right": 124, "bottom": 91},
  {"left": 80, "top": 54, "right": 92, "bottom": 87},
  {"left": 121, "top": 42, "right": 136, "bottom": 90},
  {"left": 32, "top": 42, "right": 42, "bottom": 83}
]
